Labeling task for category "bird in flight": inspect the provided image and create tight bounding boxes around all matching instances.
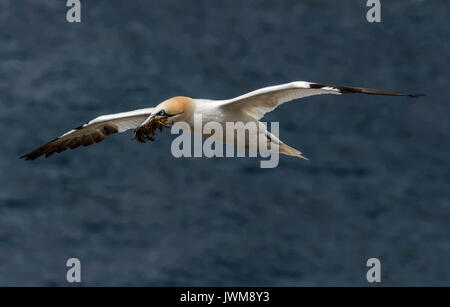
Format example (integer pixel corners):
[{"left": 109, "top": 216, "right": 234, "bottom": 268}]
[{"left": 21, "top": 81, "right": 422, "bottom": 161}]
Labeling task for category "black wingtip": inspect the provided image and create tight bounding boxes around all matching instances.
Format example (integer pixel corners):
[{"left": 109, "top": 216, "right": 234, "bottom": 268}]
[
  {"left": 20, "top": 153, "right": 32, "bottom": 161},
  {"left": 20, "top": 150, "right": 46, "bottom": 161},
  {"left": 408, "top": 94, "right": 425, "bottom": 99}
]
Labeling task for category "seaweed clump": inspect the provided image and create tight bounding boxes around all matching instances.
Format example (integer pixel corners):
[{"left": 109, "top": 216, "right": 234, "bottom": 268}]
[{"left": 133, "top": 116, "right": 171, "bottom": 143}]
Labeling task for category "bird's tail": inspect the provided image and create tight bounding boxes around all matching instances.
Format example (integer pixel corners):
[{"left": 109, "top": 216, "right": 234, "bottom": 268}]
[{"left": 279, "top": 142, "right": 308, "bottom": 160}]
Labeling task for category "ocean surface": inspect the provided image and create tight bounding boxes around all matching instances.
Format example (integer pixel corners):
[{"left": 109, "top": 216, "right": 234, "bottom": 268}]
[{"left": 0, "top": 0, "right": 449, "bottom": 285}]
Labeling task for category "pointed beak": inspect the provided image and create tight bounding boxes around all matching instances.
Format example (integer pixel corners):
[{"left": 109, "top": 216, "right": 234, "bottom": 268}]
[{"left": 141, "top": 114, "right": 155, "bottom": 126}]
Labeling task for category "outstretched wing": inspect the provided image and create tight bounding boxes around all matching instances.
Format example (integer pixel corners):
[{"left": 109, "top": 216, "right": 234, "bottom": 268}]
[
  {"left": 21, "top": 108, "right": 154, "bottom": 160},
  {"left": 219, "top": 81, "right": 422, "bottom": 120}
]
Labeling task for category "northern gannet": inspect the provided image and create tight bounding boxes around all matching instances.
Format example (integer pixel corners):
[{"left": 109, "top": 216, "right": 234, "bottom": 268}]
[{"left": 21, "top": 81, "right": 422, "bottom": 161}]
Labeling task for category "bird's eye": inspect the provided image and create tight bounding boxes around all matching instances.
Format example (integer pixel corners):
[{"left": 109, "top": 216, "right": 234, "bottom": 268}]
[{"left": 158, "top": 110, "right": 166, "bottom": 116}]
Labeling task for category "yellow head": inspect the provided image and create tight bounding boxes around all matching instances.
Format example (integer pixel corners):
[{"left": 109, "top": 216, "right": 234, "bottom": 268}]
[{"left": 151, "top": 96, "right": 194, "bottom": 122}]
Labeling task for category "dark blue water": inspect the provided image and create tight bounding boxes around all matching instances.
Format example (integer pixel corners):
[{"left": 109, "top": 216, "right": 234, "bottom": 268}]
[{"left": 0, "top": 0, "right": 449, "bottom": 285}]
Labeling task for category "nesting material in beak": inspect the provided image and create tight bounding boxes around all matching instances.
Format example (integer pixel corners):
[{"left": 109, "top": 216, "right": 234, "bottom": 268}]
[{"left": 133, "top": 116, "right": 171, "bottom": 143}]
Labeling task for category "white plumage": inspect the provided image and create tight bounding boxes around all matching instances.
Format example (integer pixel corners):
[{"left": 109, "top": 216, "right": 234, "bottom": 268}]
[{"left": 21, "top": 81, "right": 421, "bottom": 160}]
